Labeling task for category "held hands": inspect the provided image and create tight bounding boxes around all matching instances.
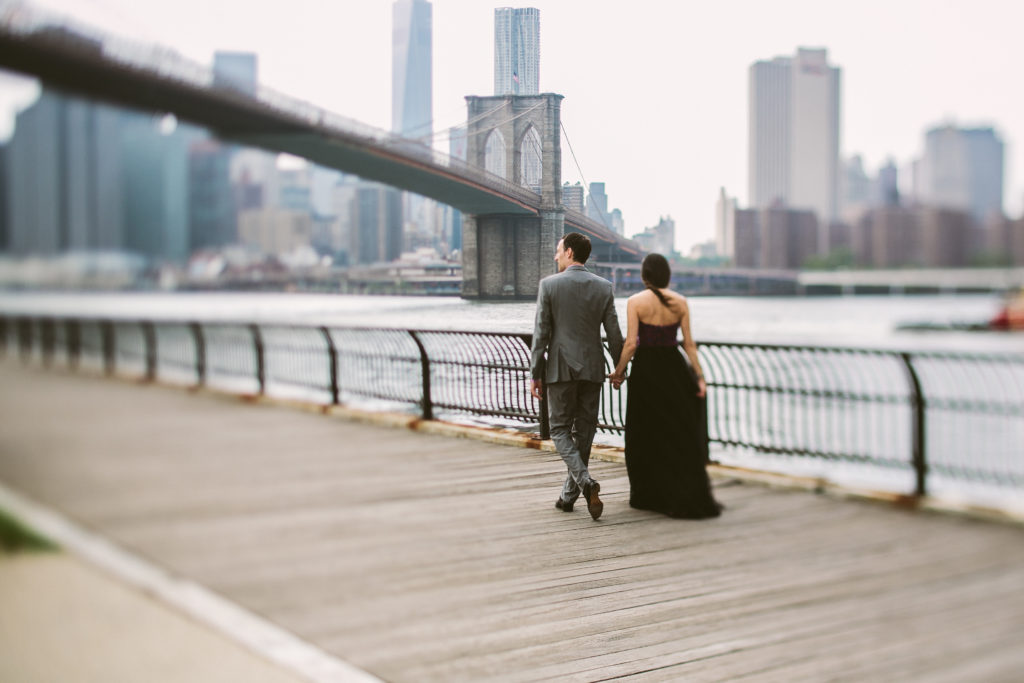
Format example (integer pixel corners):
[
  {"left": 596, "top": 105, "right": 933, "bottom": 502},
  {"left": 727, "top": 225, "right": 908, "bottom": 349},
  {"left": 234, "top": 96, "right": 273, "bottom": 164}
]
[
  {"left": 530, "top": 379, "right": 543, "bottom": 401},
  {"left": 607, "top": 371, "right": 625, "bottom": 390}
]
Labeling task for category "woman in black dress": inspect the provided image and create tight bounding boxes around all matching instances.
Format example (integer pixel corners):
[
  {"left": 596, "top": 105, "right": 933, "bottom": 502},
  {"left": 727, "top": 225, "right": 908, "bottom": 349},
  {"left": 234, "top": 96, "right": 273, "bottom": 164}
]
[{"left": 608, "top": 253, "right": 722, "bottom": 519}]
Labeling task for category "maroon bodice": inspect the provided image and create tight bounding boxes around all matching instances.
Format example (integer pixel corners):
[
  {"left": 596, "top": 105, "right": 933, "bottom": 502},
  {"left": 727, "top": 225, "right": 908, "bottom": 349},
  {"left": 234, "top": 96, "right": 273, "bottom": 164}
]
[{"left": 637, "top": 320, "right": 679, "bottom": 348}]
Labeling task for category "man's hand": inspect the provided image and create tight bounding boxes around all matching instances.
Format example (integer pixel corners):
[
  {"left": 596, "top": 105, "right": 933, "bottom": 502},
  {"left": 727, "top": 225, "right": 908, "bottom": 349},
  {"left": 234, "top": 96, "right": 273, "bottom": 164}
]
[
  {"left": 607, "top": 371, "right": 624, "bottom": 390},
  {"left": 531, "top": 379, "right": 543, "bottom": 401}
]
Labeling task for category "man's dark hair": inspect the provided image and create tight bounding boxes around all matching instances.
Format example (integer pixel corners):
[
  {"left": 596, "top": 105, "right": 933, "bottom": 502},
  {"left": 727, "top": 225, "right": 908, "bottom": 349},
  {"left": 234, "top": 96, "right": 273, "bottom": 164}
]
[{"left": 562, "top": 232, "right": 592, "bottom": 264}]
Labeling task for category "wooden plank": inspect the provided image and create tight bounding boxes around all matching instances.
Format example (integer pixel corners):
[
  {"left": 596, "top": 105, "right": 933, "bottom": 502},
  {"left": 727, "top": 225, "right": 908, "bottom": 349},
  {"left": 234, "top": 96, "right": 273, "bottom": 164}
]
[{"left": 2, "top": 361, "right": 1023, "bottom": 682}]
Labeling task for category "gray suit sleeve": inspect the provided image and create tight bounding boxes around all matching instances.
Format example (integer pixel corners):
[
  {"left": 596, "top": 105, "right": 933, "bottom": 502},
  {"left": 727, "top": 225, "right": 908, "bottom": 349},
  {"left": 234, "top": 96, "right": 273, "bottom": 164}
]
[
  {"left": 529, "top": 279, "right": 551, "bottom": 380},
  {"left": 602, "top": 287, "right": 624, "bottom": 366}
]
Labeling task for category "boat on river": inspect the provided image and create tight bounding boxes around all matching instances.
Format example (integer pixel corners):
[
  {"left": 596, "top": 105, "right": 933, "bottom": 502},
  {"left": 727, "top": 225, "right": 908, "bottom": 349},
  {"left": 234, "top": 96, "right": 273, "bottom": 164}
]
[{"left": 989, "top": 290, "right": 1024, "bottom": 330}]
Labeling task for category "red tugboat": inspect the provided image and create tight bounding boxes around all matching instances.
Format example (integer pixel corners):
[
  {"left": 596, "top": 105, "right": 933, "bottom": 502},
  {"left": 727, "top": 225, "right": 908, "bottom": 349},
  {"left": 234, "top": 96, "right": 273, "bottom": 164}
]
[{"left": 990, "top": 290, "right": 1024, "bottom": 330}]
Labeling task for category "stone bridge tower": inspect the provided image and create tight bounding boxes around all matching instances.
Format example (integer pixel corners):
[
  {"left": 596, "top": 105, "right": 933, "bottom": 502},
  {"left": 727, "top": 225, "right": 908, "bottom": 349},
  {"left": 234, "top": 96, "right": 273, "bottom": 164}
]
[{"left": 461, "top": 93, "right": 564, "bottom": 299}]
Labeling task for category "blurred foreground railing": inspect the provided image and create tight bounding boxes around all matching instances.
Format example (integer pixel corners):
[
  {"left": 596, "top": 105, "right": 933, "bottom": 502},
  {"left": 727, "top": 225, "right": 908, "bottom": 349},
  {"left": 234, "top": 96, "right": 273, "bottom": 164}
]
[{"left": 2, "top": 314, "right": 1022, "bottom": 498}]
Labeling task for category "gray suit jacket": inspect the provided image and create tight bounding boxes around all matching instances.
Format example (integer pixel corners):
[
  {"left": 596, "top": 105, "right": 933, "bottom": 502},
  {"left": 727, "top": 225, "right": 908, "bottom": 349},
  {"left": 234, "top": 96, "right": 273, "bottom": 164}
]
[{"left": 530, "top": 264, "right": 624, "bottom": 384}]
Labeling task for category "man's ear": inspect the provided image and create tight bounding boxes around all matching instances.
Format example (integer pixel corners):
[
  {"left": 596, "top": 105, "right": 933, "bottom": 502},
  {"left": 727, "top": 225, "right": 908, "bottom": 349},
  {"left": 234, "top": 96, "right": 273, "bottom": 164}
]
[{"left": 564, "top": 247, "right": 574, "bottom": 262}]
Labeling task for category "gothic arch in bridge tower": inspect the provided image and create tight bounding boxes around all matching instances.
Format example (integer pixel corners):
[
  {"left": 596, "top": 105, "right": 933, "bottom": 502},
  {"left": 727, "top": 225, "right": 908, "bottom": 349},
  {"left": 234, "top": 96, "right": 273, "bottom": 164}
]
[
  {"left": 484, "top": 129, "right": 507, "bottom": 179},
  {"left": 518, "top": 125, "right": 543, "bottom": 193},
  {"left": 462, "top": 93, "right": 565, "bottom": 299}
]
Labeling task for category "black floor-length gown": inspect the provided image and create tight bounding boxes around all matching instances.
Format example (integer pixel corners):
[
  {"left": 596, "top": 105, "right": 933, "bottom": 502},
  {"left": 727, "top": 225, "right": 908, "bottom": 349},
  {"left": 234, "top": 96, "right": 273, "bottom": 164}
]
[{"left": 625, "top": 321, "right": 722, "bottom": 519}]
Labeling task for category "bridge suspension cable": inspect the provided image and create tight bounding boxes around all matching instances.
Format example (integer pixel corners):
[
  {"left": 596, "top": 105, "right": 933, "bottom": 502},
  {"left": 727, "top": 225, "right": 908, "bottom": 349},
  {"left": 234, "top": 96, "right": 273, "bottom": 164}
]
[
  {"left": 400, "top": 101, "right": 506, "bottom": 144},
  {"left": 559, "top": 120, "right": 614, "bottom": 232}
]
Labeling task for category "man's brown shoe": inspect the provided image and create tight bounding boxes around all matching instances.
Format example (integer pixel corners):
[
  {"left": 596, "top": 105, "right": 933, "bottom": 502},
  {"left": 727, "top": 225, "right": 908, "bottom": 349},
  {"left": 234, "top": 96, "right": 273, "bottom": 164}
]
[
  {"left": 582, "top": 481, "right": 603, "bottom": 520},
  {"left": 555, "top": 498, "right": 574, "bottom": 512}
]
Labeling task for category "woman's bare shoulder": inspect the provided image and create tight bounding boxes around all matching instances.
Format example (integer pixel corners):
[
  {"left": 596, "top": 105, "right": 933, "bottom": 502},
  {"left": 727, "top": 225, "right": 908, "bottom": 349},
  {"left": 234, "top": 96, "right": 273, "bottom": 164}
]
[{"left": 667, "top": 289, "right": 689, "bottom": 307}]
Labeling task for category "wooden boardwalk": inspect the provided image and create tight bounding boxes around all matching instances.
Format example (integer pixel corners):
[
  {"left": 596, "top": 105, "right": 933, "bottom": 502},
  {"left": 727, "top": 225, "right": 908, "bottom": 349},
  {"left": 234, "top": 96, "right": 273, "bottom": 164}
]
[{"left": 1, "top": 361, "right": 1023, "bottom": 682}]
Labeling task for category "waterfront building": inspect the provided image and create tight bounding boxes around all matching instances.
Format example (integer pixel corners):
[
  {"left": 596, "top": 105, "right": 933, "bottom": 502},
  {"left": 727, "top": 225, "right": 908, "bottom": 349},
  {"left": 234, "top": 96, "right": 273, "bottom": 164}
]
[
  {"left": 875, "top": 159, "right": 899, "bottom": 206},
  {"left": 6, "top": 90, "right": 125, "bottom": 254},
  {"left": 278, "top": 166, "right": 313, "bottom": 212},
  {"left": 393, "top": 0, "right": 437, "bottom": 255},
  {"left": 732, "top": 208, "right": 760, "bottom": 268},
  {"left": 749, "top": 47, "right": 841, "bottom": 244},
  {"left": 231, "top": 149, "right": 280, "bottom": 210},
  {"left": 916, "top": 125, "right": 1004, "bottom": 223},
  {"left": 188, "top": 140, "right": 237, "bottom": 250},
  {"left": 238, "top": 207, "right": 313, "bottom": 257},
  {"left": 352, "top": 183, "right": 402, "bottom": 264},
  {"left": 919, "top": 207, "right": 971, "bottom": 268},
  {"left": 759, "top": 206, "right": 818, "bottom": 269},
  {"left": 715, "top": 187, "right": 738, "bottom": 259},
  {"left": 392, "top": 0, "right": 433, "bottom": 139},
  {"left": 840, "top": 155, "right": 870, "bottom": 220},
  {"left": 872, "top": 206, "right": 920, "bottom": 268},
  {"left": 213, "top": 52, "right": 258, "bottom": 96},
  {"left": 631, "top": 216, "right": 675, "bottom": 257},
  {"left": 494, "top": 7, "right": 540, "bottom": 95},
  {"left": 561, "top": 181, "right": 584, "bottom": 213},
  {"left": 610, "top": 208, "right": 624, "bottom": 236},
  {"left": 444, "top": 126, "right": 467, "bottom": 253},
  {"left": 586, "top": 182, "right": 613, "bottom": 229},
  {"left": 121, "top": 114, "right": 205, "bottom": 262}
]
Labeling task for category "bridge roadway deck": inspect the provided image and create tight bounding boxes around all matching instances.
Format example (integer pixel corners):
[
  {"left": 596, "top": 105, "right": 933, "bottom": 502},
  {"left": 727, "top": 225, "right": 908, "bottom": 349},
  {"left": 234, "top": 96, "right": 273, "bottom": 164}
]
[{"left": 1, "top": 362, "right": 1023, "bottom": 682}]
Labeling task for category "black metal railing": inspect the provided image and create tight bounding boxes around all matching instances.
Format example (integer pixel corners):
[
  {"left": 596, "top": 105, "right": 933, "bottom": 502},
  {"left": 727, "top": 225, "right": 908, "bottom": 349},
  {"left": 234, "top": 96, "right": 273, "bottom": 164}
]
[{"left": 3, "top": 314, "right": 1022, "bottom": 498}]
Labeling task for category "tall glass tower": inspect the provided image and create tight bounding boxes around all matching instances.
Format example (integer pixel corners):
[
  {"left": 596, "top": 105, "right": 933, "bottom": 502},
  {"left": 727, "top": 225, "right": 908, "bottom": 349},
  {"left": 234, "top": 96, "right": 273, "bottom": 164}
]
[
  {"left": 748, "top": 48, "right": 841, "bottom": 232},
  {"left": 918, "top": 125, "right": 1004, "bottom": 222},
  {"left": 392, "top": 0, "right": 433, "bottom": 139},
  {"left": 494, "top": 7, "right": 540, "bottom": 96}
]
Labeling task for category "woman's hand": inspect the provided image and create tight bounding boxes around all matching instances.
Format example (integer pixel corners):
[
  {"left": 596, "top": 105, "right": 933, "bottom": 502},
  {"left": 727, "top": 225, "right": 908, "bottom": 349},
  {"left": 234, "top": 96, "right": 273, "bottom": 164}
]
[
  {"left": 607, "top": 371, "right": 624, "bottom": 390},
  {"left": 696, "top": 377, "right": 706, "bottom": 399}
]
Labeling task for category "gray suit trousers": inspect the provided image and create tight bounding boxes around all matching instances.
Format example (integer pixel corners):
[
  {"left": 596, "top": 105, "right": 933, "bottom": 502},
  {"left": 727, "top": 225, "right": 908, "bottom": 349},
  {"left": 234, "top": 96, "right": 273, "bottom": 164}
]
[{"left": 547, "top": 380, "right": 602, "bottom": 504}]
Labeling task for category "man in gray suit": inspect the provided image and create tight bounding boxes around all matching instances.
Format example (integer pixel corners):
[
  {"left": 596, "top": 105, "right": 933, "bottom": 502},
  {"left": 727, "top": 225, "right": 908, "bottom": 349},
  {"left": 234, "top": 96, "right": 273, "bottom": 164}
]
[{"left": 530, "top": 232, "right": 624, "bottom": 521}]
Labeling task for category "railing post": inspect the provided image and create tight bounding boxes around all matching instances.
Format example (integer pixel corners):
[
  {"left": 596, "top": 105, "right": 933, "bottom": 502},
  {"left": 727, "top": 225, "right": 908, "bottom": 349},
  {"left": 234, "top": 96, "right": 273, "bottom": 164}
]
[
  {"left": 142, "top": 321, "right": 157, "bottom": 381},
  {"left": 408, "top": 331, "right": 432, "bottom": 420},
  {"left": 319, "top": 326, "right": 340, "bottom": 405},
  {"left": 539, "top": 383, "right": 550, "bottom": 440},
  {"left": 18, "top": 317, "right": 31, "bottom": 363},
  {"left": 40, "top": 318, "right": 54, "bottom": 368},
  {"left": 900, "top": 352, "right": 927, "bottom": 497},
  {"left": 101, "top": 320, "right": 115, "bottom": 376},
  {"left": 522, "top": 332, "right": 550, "bottom": 439},
  {"left": 0, "top": 316, "right": 6, "bottom": 358},
  {"left": 250, "top": 324, "right": 265, "bottom": 395},
  {"left": 68, "top": 319, "right": 80, "bottom": 370},
  {"left": 191, "top": 322, "right": 206, "bottom": 387}
]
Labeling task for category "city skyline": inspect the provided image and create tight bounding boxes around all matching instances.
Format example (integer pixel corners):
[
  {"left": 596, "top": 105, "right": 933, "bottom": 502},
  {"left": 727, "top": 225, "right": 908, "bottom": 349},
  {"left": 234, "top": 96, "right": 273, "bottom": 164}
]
[{"left": 1, "top": 0, "right": 1023, "bottom": 253}]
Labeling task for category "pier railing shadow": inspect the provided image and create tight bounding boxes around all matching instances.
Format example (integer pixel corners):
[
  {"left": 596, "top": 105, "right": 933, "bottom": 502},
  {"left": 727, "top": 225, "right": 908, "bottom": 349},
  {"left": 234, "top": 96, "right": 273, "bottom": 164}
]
[{"left": 3, "top": 314, "right": 1022, "bottom": 499}]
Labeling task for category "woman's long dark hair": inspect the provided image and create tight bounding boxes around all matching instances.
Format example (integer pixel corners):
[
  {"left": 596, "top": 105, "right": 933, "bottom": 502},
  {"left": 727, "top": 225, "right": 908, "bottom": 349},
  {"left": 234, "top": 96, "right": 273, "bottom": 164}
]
[{"left": 641, "top": 253, "right": 672, "bottom": 308}]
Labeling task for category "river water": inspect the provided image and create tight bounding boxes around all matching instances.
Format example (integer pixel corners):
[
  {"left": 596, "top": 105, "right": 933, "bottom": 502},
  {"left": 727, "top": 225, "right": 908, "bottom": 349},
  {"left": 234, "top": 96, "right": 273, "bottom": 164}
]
[
  {"left": 0, "top": 290, "right": 1021, "bottom": 353},
  {"left": 2, "top": 290, "right": 1022, "bottom": 510}
]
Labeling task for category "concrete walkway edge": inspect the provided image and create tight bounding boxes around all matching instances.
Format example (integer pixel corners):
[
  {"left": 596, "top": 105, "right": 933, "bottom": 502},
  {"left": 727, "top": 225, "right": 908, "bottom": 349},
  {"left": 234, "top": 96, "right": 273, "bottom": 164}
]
[{"left": 0, "top": 481, "right": 383, "bottom": 683}]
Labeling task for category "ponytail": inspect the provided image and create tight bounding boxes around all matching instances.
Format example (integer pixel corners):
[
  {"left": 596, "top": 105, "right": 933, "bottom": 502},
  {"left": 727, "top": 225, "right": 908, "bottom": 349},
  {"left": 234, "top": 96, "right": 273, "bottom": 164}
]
[{"left": 647, "top": 285, "right": 671, "bottom": 308}]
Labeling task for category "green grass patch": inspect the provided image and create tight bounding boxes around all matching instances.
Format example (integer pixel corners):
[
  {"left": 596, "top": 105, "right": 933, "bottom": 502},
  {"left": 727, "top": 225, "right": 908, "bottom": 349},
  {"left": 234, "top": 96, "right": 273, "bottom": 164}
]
[{"left": 0, "top": 508, "right": 58, "bottom": 553}]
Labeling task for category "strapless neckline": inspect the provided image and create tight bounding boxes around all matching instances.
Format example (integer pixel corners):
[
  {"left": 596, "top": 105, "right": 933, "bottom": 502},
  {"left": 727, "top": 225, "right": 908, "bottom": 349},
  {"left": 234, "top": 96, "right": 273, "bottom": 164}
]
[{"left": 637, "top": 320, "right": 679, "bottom": 347}]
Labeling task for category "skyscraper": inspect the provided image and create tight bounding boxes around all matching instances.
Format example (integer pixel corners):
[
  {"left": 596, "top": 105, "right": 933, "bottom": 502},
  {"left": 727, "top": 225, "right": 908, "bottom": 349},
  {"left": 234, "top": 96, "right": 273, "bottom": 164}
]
[
  {"left": 916, "top": 125, "right": 1004, "bottom": 222},
  {"left": 213, "top": 52, "right": 258, "bottom": 96},
  {"left": 392, "top": 0, "right": 433, "bottom": 138},
  {"left": 121, "top": 114, "right": 204, "bottom": 262},
  {"left": 393, "top": 0, "right": 436, "bottom": 255},
  {"left": 7, "top": 90, "right": 125, "bottom": 254},
  {"left": 494, "top": 7, "right": 540, "bottom": 96},
  {"left": 749, "top": 48, "right": 841, "bottom": 247},
  {"left": 562, "top": 181, "right": 585, "bottom": 213}
]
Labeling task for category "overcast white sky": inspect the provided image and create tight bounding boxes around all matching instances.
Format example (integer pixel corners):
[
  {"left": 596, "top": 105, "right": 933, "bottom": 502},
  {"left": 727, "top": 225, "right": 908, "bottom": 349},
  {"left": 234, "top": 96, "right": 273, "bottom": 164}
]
[{"left": 2, "top": 0, "right": 1023, "bottom": 251}]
